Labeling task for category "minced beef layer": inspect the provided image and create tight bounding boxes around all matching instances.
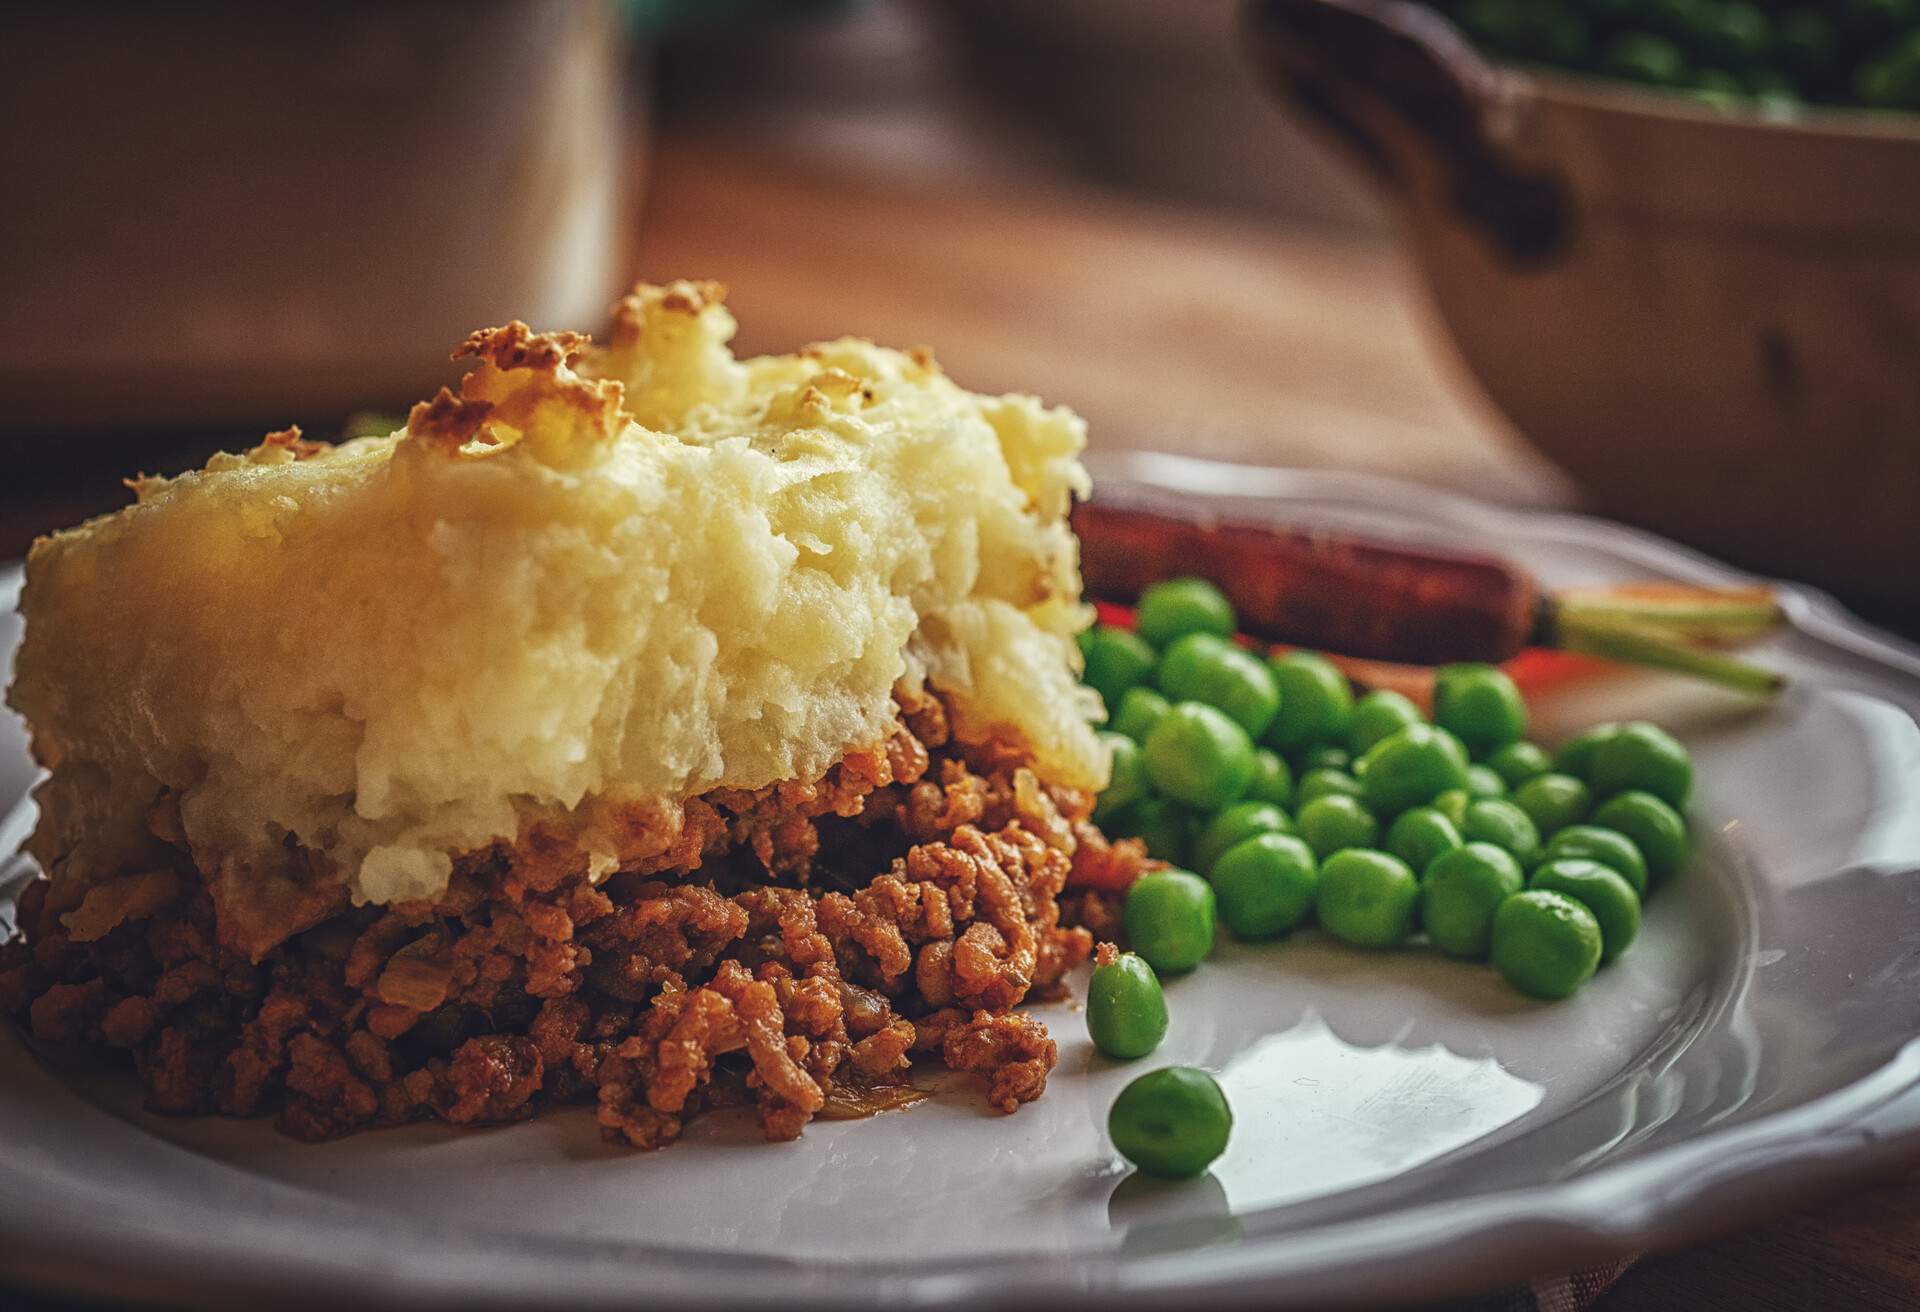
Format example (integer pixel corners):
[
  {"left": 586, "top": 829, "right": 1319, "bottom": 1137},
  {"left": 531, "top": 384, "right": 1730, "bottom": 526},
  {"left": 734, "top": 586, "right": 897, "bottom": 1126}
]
[{"left": 0, "top": 693, "right": 1143, "bottom": 1148}]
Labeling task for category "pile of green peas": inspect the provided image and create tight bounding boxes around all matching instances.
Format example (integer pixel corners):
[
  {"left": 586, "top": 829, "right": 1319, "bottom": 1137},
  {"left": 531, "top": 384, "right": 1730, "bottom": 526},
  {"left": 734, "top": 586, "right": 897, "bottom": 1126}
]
[
  {"left": 1082, "top": 577, "right": 1694, "bottom": 1178},
  {"left": 1429, "top": 0, "right": 1920, "bottom": 112}
]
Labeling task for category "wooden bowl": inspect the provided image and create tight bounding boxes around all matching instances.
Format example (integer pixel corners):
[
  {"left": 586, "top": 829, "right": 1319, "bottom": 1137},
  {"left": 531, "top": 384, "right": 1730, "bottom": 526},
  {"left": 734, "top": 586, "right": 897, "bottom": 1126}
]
[{"left": 1243, "top": 0, "right": 1920, "bottom": 611}]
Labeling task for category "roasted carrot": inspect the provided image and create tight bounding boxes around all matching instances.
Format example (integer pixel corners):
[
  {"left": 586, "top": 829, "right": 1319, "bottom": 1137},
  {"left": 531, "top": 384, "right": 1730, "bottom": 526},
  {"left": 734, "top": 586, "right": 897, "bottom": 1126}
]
[{"left": 1074, "top": 498, "right": 1539, "bottom": 665}]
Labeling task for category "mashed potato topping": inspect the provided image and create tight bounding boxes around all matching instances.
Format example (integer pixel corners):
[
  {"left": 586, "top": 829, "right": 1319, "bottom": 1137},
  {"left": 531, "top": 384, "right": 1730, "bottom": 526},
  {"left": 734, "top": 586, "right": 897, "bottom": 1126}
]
[{"left": 9, "top": 281, "right": 1102, "bottom": 940}]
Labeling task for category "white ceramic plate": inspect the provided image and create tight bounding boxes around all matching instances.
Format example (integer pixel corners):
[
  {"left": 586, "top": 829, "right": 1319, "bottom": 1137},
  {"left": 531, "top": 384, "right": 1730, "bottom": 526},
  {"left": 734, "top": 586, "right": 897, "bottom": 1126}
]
[{"left": 4, "top": 455, "right": 1919, "bottom": 1310}]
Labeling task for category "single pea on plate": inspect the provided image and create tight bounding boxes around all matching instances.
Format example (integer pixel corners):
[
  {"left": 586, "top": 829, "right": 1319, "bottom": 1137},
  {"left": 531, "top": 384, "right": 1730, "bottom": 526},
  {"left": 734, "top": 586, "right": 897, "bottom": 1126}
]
[
  {"left": 1459, "top": 797, "right": 1541, "bottom": 866},
  {"left": 1298, "top": 793, "right": 1379, "bottom": 859},
  {"left": 1210, "top": 831, "right": 1319, "bottom": 940},
  {"left": 1123, "top": 869, "right": 1217, "bottom": 974},
  {"left": 1108, "top": 1066, "right": 1233, "bottom": 1179},
  {"left": 1385, "top": 805, "right": 1463, "bottom": 873},
  {"left": 1081, "top": 626, "right": 1157, "bottom": 713},
  {"left": 1347, "top": 688, "right": 1423, "bottom": 756},
  {"left": 1245, "top": 748, "right": 1295, "bottom": 809},
  {"left": 1593, "top": 790, "right": 1689, "bottom": 884},
  {"left": 1264, "top": 650, "right": 1353, "bottom": 752},
  {"left": 1110, "top": 685, "right": 1172, "bottom": 744},
  {"left": 1154, "top": 633, "right": 1281, "bottom": 739},
  {"left": 1136, "top": 577, "right": 1237, "bottom": 649},
  {"left": 1143, "top": 701, "right": 1257, "bottom": 811},
  {"left": 1486, "top": 740, "right": 1551, "bottom": 790},
  {"left": 1357, "top": 722, "right": 1471, "bottom": 817},
  {"left": 1094, "top": 732, "right": 1151, "bottom": 824},
  {"left": 1531, "top": 858, "right": 1642, "bottom": 963},
  {"left": 1316, "top": 848, "right": 1420, "bottom": 949},
  {"left": 1492, "top": 889, "right": 1604, "bottom": 1000},
  {"left": 1085, "top": 949, "right": 1169, "bottom": 1061},
  {"left": 1432, "top": 662, "right": 1527, "bottom": 757},
  {"left": 1588, "top": 721, "right": 1694, "bottom": 809},
  {"left": 1511, "top": 772, "right": 1592, "bottom": 838},
  {"left": 1421, "top": 841, "right": 1525, "bottom": 961}
]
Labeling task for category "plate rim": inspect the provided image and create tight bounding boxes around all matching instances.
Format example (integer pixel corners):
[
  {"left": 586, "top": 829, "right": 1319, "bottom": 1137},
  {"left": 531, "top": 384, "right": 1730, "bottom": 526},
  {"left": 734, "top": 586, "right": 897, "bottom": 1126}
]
[{"left": 5, "top": 459, "right": 1920, "bottom": 1310}]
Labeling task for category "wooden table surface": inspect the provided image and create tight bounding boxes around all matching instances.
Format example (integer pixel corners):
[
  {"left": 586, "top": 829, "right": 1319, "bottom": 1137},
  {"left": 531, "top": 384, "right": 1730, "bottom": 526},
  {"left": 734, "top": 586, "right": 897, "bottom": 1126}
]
[
  {"left": 633, "top": 138, "right": 1572, "bottom": 511},
  {"left": 2, "top": 132, "right": 1916, "bottom": 1310}
]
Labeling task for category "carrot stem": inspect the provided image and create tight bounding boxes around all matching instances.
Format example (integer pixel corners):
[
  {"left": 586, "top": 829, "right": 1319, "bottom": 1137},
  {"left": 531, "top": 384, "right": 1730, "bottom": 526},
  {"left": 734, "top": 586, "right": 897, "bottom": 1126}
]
[
  {"left": 1554, "top": 613, "right": 1785, "bottom": 696},
  {"left": 1553, "top": 585, "right": 1784, "bottom": 646}
]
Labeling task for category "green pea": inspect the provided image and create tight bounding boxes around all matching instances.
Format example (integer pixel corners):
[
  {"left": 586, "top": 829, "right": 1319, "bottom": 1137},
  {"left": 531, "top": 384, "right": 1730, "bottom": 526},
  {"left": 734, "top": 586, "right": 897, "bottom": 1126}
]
[
  {"left": 1297, "top": 794, "right": 1380, "bottom": 859},
  {"left": 1086, "top": 951, "right": 1169, "bottom": 1060},
  {"left": 1094, "top": 733, "right": 1152, "bottom": 823},
  {"left": 1531, "top": 859, "right": 1642, "bottom": 964},
  {"left": 1143, "top": 702, "right": 1257, "bottom": 810},
  {"left": 1151, "top": 632, "right": 1229, "bottom": 680},
  {"left": 1856, "top": 40, "right": 1916, "bottom": 90},
  {"left": 1296, "top": 743, "right": 1352, "bottom": 773},
  {"left": 1385, "top": 805, "right": 1463, "bottom": 873},
  {"left": 1460, "top": 797, "right": 1541, "bottom": 865},
  {"left": 1155, "top": 633, "right": 1281, "bottom": 739},
  {"left": 1432, "top": 662, "right": 1528, "bottom": 756},
  {"left": 1551, "top": 722, "right": 1621, "bottom": 780},
  {"left": 1111, "top": 796, "right": 1194, "bottom": 865},
  {"left": 1111, "top": 685, "right": 1172, "bottom": 744},
  {"left": 1108, "top": 1066, "right": 1232, "bottom": 1179},
  {"left": 1458, "top": 0, "right": 1589, "bottom": 62},
  {"left": 1466, "top": 764, "right": 1508, "bottom": 799},
  {"left": 1777, "top": 10, "right": 1839, "bottom": 81},
  {"left": 1486, "top": 741, "right": 1551, "bottom": 790},
  {"left": 1346, "top": 689, "right": 1424, "bottom": 757},
  {"left": 1081, "top": 625, "right": 1158, "bottom": 714},
  {"left": 1264, "top": 651, "right": 1353, "bottom": 752},
  {"left": 1511, "top": 772, "right": 1592, "bottom": 838},
  {"left": 1297, "top": 767, "right": 1364, "bottom": 807},
  {"left": 1358, "top": 723, "right": 1471, "bottom": 817},
  {"left": 1593, "top": 790, "right": 1689, "bottom": 885},
  {"left": 1246, "top": 748, "right": 1295, "bottom": 809},
  {"left": 1492, "top": 890, "right": 1603, "bottom": 1000},
  {"left": 1192, "top": 800, "right": 1294, "bottom": 876},
  {"left": 1421, "top": 842, "right": 1526, "bottom": 960},
  {"left": 1690, "top": 70, "right": 1748, "bottom": 108},
  {"left": 1211, "top": 832, "right": 1319, "bottom": 940},
  {"left": 1136, "top": 577, "right": 1236, "bottom": 649},
  {"left": 1539, "top": 825, "right": 1648, "bottom": 896},
  {"left": 1431, "top": 788, "right": 1471, "bottom": 827},
  {"left": 1123, "top": 869, "right": 1217, "bottom": 974},
  {"left": 1696, "top": 2, "right": 1771, "bottom": 66},
  {"left": 1603, "top": 31, "right": 1689, "bottom": 85},
  {"left": 1588, "top": 721, "right": 1693, "bottom": 809},
  {"left": 1316, "top": 848, "right": 1420, "bottom": 948}
]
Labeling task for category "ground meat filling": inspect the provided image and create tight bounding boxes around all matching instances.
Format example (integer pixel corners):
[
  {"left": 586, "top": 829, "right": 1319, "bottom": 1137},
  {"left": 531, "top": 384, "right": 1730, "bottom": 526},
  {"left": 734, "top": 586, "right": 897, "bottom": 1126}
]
[{"left": 1, "top": 692, "right": 1146, "bottom": 1148}]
